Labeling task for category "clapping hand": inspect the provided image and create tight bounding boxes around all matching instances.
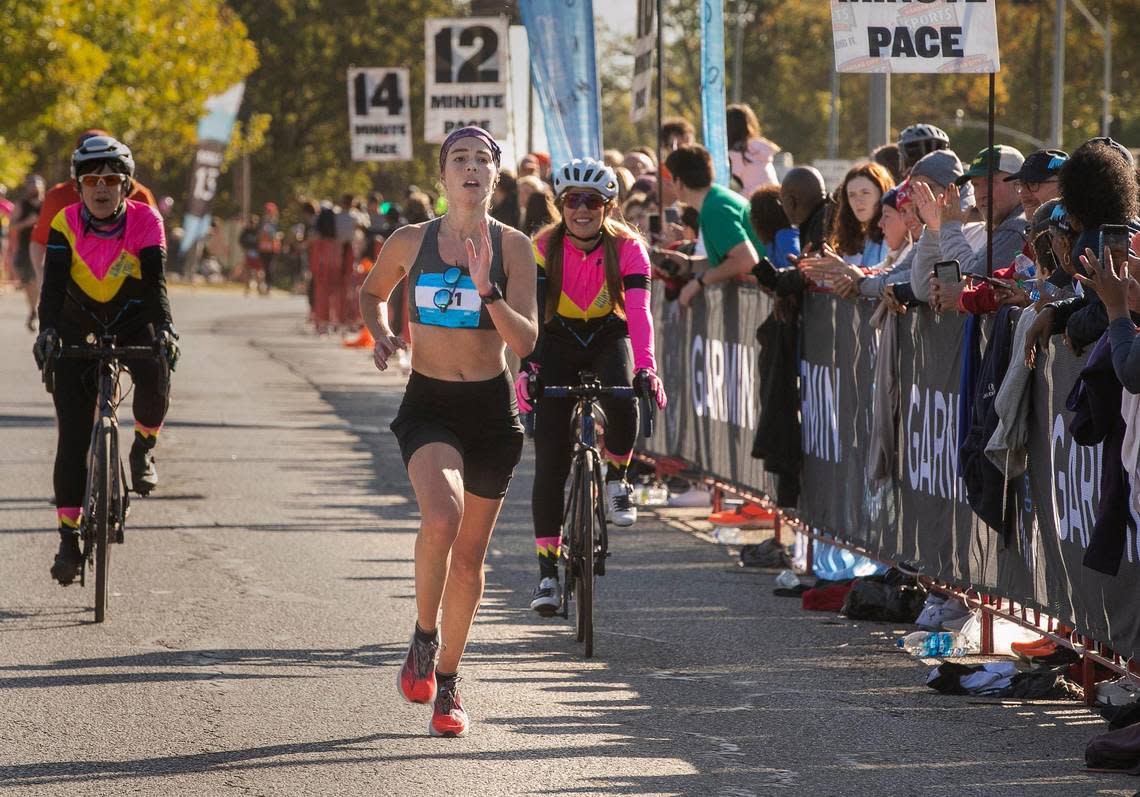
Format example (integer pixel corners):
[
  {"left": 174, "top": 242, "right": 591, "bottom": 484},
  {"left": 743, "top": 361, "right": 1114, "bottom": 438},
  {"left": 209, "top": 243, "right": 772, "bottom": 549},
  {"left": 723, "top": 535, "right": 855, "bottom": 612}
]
[
  {"left": 1076, "top": 247, "right": 1137, "bottom": 321},
  {"left": 939, "top": 183, "right": 970, "bottom": 226},
  {"left": 465, "top": 217, "right": 494, "bottom": 295}
]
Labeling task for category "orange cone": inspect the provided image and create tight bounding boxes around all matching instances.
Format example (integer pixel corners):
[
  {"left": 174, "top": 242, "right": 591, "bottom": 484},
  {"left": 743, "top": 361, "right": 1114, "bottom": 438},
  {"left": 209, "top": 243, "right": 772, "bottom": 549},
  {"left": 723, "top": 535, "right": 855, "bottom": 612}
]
[{"left": 343, "top": 326, "right": 374, "bottom": 349}]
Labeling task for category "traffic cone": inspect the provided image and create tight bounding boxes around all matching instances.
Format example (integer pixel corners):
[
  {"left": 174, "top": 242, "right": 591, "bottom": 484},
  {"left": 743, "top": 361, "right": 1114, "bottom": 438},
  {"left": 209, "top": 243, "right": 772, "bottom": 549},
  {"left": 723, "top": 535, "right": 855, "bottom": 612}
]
[{"left": 343, "top": 326, "right": 374, "bottom": 349}]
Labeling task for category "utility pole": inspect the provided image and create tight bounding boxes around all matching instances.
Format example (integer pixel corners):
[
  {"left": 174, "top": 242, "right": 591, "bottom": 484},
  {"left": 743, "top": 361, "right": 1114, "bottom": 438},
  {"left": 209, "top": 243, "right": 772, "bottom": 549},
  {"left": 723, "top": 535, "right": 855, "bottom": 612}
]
[
  {"left": 827, "top": 66, "right": 839, "bottom": 160},
  {"left": 867, "top": 74, "right": 890, "bottom": 150},
  {"left": 731, "top": 0, "right": 744, "bottom": 104},
  {"left": 1049, "top": 0, "right": 1065, "bottom": 148}
]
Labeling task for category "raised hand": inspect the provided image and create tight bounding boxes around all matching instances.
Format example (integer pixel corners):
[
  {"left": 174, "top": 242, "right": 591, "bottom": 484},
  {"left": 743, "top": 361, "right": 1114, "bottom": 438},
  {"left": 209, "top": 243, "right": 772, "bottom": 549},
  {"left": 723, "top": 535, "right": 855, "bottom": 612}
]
[
  {"left": 465, "top": 217, "right": 494, "bottom": 295},
  {"left": 1076, "top": 247, "right": 1129, "bottom": 320}
]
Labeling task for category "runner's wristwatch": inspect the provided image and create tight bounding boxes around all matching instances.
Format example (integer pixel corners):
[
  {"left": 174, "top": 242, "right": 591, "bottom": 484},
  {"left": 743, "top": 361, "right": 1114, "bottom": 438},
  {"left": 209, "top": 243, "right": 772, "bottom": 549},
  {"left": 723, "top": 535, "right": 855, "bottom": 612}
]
[{"left": 480, "top": 284, "right": 503, "bottom": 304}]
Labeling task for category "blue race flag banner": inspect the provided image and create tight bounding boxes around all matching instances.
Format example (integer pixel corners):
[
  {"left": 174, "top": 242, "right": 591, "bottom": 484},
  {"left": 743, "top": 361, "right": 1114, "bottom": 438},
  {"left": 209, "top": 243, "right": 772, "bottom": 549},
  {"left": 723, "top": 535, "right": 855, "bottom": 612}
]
[
  {"left": 519, "top": 0, "right": 603, "bottom": 169},
  {"left": 180, "top": 82, "right": 245, "bottom": 256},
  {"left": 700, "top": 0, "right": 730, "bottom": 187}
]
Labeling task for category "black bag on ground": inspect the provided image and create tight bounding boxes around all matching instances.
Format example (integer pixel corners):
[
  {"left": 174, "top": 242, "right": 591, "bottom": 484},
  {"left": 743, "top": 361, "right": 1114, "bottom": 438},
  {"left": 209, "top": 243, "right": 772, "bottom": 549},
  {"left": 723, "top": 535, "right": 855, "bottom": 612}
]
[
  {"left": 739, "top": 539, "right": 790, "bottom": 569},
  {"left": 840, "top": 571, "right": 927, "bottom": 622},
  {"left": 1086, "top": 722, "right": 1140, "bottom": 773}
]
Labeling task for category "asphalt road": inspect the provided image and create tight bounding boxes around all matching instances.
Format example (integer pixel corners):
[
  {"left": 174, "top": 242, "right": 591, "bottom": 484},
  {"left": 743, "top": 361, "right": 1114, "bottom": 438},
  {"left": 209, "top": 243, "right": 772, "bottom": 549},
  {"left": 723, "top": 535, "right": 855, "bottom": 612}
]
[{"left": 0, "top": 288, "right": 1132, "bottom": 797}]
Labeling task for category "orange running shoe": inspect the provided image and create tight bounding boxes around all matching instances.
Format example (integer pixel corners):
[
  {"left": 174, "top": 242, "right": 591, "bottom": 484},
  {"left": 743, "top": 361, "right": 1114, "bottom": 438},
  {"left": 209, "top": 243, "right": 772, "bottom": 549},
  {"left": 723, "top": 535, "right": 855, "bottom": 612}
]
[
  {"left": 397, "top": 629, "right": 439, "bottom": 705},
  {"left": 430, "top": 676, "right": 470, "bottom": 738},
  {"left": 1010, "top": 637, "right": 1053, "bottom": 656}
]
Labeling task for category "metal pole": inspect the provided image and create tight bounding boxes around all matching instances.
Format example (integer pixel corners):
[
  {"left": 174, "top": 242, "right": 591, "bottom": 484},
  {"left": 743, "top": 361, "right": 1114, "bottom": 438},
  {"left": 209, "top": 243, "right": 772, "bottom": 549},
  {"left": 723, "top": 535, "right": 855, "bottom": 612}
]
[
  {"left": 867, "top": 74, "right": 890, "bottom": 150},
  {"left": 241, "top": 150, "right": 251, "bottom": 222},
  {"left": 1050, "top": 0, "right": 1065, "bottom": 148},
  {"left": 527, "top": 70, "right": 534, "bottom": 154},
  {"left": 987, "top": 72, "right": 995, "bottom": 277},
  {"left": 732, "top": 0, "right": 744, "bottom": 104},
  {"left": 655, "top": 0, "right": 665, "bottom": 213},
  {"left": 1103, "top": 9, "right": 1111, "bottom": 136},
  {"left": 827, "top": 64, "right": 839, "bottom": 160}
]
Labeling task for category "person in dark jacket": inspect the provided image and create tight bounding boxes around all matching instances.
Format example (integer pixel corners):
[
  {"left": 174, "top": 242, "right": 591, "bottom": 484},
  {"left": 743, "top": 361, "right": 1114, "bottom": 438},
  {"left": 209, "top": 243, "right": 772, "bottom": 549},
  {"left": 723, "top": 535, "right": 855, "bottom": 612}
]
[
  {"left": 751, "top": 167, "right": 831, "bottom": 297},
  {"left": 1026, "top": 138, "right": 1140, "bottom": 359}
]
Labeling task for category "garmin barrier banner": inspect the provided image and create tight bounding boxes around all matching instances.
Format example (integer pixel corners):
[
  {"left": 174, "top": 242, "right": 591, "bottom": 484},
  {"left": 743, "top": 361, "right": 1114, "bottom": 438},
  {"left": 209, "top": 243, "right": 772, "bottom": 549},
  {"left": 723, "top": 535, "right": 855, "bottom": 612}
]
[
  {"left": 519, "top": 0, "right": 603, "bottom": 168},
  {"left": 644, "top": 285, "right": 776, "bottom": 498},
  {"left": 648, "top": 286, "right": 1140, "bottom": 658}
]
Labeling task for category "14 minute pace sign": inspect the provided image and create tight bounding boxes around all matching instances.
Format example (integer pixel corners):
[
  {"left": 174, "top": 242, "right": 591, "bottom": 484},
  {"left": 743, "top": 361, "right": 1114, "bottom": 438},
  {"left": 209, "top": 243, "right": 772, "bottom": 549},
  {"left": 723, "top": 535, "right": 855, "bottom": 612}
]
[
  {"left": 830, "top": 0, "right": 1000, "bottom": 73},
  {"left": 424, "top": 17, "right": 510, "bottom": 143},
  {"left": 347, "top": 68, "right": 413, "bottom": 161}
]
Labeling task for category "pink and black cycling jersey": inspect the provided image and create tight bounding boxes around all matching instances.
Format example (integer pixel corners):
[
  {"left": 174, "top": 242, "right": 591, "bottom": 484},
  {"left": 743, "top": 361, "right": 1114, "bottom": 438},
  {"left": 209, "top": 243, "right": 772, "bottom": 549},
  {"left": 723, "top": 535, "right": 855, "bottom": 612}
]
[
  {"left": 39, "top": 199, "right": 171, "bottom": 340},
  {"left": 533, "top": 233, "right": 657, "bottom": 372}
]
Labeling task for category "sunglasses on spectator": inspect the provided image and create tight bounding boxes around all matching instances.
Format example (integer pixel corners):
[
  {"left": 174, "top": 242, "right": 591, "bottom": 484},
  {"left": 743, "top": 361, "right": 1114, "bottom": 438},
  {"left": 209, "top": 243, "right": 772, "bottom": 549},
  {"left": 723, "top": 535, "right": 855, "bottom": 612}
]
[
  {"left": 79, "top": 174, "right": 129, "bottom": 188},
  {"left": 562, "top": 192, "right": 608, "bottom": 211},
  {"left": 1019, "top": 178, "right": 1058, "bottom": 194}
]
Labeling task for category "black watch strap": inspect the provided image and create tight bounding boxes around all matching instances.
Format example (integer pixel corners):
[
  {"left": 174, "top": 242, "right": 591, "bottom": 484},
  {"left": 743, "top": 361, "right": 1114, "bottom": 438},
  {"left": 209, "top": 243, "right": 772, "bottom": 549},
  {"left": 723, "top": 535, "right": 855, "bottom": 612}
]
[{"left": 480, "top": 284, "right": 503, "bottom": 304}]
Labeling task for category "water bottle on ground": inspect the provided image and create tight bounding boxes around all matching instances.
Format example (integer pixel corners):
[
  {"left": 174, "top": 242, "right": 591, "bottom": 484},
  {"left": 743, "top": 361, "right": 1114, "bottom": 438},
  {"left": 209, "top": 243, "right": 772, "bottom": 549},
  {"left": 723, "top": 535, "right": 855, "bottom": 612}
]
[{"left": 897, "top": 630, "right": 971, "bottom": 657}]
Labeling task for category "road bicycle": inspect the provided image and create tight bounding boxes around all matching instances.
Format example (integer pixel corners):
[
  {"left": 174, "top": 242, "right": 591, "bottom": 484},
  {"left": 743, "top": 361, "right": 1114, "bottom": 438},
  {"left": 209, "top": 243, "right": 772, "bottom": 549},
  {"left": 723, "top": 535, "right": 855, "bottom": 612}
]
[
  {"left": 45, "top": 333, "right": 163, "bottom": 623},
  {"left": 540, "top": 371, "right": 654, "bottom": 658}
]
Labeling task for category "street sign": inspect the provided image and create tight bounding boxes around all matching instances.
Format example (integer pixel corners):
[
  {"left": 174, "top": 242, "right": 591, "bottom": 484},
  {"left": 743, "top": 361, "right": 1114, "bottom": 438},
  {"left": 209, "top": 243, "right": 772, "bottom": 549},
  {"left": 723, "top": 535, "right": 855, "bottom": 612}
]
[
  {"left": 424, "top": 17, "right": 511, "bottom": 143},
  {"left": 830, "top": 0, "right": 1000, "bottom": 74},
  {"left": 631, "top": 0, "right": 655, "bottom": 123},
  {"left": 347, "top": 68, "right": 413, "bottom": 161}
]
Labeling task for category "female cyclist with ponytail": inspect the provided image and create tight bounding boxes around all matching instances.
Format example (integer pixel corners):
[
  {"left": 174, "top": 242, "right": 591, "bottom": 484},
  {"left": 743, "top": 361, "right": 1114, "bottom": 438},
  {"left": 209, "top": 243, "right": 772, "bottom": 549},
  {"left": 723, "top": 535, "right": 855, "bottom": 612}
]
[{"left": 518, "top": 157, "right": 667, "bottom": 615}]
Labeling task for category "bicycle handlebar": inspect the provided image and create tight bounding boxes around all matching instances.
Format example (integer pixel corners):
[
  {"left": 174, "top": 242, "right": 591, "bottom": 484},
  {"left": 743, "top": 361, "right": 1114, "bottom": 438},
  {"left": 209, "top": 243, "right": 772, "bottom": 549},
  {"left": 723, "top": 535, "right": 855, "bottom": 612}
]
[
  {"left": 540, "top": 382, "right": 655, "bottom": 439},
  {"left": 56, "top": 345, "right": 160, "bottom": 360}
]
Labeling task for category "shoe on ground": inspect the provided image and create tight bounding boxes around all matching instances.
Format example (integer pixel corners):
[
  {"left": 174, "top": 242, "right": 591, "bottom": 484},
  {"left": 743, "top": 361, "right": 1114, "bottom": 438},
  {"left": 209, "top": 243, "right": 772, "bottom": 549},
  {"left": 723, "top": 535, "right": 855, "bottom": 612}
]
[
  {"left": 430, "top": 677, "right": 470, "bottom": 738},
  {"left": 50, "top": 533, "right": 83, "bottom": 586},
  {"left": 530, "top": 576, "right": 561, "bottom": 616},
  {"left": 605, "top": 481, "right": 636, "bottom": 527},
  {"left": 398, "top": 630, "right": 439, "bottom": 704},
  {"left": 1028, "top": 644, "right": 1080, "bottom": 666},
  {"left": 129, "top": 443, "right": 158, "bottom": 495},
  {"left": 667, "top": 484, "right": 711, "bottom": 508},
  {"left": 708, "top": 503, "right": 776, "bottom": 528},
  {"left": 1096, "top": 677, "right": 1140, "bottom": 707}
]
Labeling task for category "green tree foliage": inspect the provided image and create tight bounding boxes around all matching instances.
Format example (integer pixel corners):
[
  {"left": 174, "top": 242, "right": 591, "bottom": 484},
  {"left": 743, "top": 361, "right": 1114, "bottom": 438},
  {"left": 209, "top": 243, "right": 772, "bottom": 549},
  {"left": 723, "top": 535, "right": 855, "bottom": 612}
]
[
  {"left": 601, "top": 0, "right": 1138, "bottom": 165},
  {"left": 0, "top": 1, "right": 257, "bottom": 190},
  {"left": 225, "top": 0, "right": 460, "bottom": 216}
]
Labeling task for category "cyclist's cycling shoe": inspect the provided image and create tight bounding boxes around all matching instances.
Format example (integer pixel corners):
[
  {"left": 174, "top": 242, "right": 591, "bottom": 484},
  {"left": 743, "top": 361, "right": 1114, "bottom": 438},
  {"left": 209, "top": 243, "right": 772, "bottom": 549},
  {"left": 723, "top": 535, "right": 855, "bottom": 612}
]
[
  {"left": 430, "top": 676, "right": 470, "bottom": 738},
  {"left": 605, "top": 481, "right": 637, "bottom": 527},
  {"left": 50, "top": 532, "right": 83, "bottom": 586},
  {"left": 530, "top": 576, "right": 562, "bottom": 616},
  {"left": 129, "top": 443, "right": 158, "bottom": 495},
  {"left": 398, "top": 628, "right": 439, "bottom": 704}
]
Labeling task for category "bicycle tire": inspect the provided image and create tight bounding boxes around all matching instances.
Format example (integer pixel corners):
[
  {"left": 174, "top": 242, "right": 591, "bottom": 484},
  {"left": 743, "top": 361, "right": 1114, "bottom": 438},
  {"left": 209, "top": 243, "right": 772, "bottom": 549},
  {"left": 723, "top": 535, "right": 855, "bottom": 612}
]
[
  {"left": 93, "top": 422, "right": 114, "bottom": 623},
  {"left": 575, "top": 450, "right": 596, "bottom": 658}
]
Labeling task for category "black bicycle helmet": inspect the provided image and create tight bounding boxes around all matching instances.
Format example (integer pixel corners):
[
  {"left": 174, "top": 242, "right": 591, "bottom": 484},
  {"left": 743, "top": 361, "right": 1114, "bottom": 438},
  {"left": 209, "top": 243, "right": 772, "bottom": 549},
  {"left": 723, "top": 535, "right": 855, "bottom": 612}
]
[{"left": 898, "top": 124, "right": 950, "bottom": 172}]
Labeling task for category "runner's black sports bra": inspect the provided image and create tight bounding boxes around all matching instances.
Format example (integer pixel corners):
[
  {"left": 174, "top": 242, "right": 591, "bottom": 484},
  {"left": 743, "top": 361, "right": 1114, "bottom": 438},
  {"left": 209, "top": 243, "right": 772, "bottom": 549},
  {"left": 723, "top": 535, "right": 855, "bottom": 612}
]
[{"left": 406, "top": 217, "right": 507, "bottom": 330}]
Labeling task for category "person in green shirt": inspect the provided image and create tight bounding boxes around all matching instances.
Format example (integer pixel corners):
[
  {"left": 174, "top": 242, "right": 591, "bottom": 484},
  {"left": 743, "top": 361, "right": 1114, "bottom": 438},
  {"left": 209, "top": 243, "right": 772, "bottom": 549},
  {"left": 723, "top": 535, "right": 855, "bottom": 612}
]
[{"left": 664, "top": 144, "right": 765, "bottom": 308}]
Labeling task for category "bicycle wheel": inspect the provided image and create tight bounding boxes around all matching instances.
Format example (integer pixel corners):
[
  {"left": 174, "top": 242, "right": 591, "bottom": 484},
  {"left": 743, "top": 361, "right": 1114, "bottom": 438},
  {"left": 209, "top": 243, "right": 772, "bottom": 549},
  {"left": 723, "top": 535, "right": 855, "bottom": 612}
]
[
  {"left": 574, "top": 450, "right": 597, "bottom": 657},
  {"left": 93, "top": 421, "right": 114, "bottom": 623}
]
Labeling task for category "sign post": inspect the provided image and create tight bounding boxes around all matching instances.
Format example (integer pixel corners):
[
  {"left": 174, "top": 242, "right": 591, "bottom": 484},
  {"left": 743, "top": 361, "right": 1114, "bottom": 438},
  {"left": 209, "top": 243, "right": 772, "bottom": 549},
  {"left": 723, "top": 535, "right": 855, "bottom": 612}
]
[
  {"left": 424, "top": 17, "right": 511, "bottom": 143},
  {"left": 347, "top": 68, "right": 412, "bottom": 162},
  {"left": 631, "top": 0, "right": 655, "bottom": 123}
]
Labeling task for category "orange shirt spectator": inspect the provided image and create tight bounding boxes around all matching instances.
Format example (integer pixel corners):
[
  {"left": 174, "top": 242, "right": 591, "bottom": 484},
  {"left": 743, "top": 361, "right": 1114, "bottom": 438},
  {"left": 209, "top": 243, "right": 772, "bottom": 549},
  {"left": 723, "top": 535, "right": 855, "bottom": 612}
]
[{"left": 31, "top": 179, "right": 157, "bottom": 246}]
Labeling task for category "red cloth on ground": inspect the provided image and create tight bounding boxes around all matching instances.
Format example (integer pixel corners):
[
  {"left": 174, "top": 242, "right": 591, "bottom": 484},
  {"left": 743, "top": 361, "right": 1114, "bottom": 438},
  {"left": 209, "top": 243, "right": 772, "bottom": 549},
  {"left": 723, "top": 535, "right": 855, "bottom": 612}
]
[{"left": 801, "top": 582, "right": 854, "bottom": 612}]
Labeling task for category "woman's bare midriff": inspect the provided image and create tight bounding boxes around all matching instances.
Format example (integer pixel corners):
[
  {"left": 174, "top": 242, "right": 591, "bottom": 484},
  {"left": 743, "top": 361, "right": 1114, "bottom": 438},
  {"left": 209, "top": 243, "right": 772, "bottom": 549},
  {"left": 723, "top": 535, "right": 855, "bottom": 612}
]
[{"left": 409, "top": 324, "right": 507, "bottom": 381}]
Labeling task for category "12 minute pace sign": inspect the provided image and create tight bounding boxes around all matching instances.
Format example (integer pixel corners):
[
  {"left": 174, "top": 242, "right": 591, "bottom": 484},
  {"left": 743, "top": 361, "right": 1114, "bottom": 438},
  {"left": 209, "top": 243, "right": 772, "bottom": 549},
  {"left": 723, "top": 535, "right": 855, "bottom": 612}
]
[
  {"left": 424, "top": 17, "right": 510, "bottom": 144},
  {"left": 347, "top": 67, "right": 412, "bottom": 161},
  {"left": 830, "top": 0, "right": 1000, "bottom": 74}
]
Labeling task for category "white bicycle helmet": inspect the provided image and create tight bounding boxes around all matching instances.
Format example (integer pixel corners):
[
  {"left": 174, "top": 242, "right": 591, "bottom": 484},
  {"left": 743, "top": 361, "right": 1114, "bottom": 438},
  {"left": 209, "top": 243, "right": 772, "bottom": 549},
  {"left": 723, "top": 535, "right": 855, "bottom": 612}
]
[
  {"left": 898, "top": 124, "right": 950, "bottom": 170},
  {"left": 553, "top": 158, "right": 618, "bottom": 201},
  {"left": 71, "top": 135, "right": 135, "bottom": 183}
]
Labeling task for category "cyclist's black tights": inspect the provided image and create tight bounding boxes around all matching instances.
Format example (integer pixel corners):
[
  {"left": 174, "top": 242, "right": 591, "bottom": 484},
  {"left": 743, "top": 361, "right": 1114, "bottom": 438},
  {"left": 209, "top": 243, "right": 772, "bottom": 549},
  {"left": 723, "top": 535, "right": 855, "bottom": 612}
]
[
  {"left": 52, "top": 353, "right": 169, "bottom": 512},
  {"left": 532, "top": 321, "right": 637, "bottom": 574}
]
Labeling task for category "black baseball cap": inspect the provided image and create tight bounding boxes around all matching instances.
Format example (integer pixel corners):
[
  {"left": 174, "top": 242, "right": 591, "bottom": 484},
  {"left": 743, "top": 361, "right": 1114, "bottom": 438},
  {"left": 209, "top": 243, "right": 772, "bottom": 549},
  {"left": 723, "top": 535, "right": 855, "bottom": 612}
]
[{"left": 1004, "top": 149, "right": 1068, "bottom": 183}]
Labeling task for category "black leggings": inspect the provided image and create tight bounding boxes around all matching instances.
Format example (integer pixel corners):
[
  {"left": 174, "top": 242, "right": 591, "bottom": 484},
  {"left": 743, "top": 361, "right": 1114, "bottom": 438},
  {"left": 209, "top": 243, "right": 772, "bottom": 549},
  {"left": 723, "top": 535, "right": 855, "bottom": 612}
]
[
  {"left": 52, "top": 351, "right": 169, "bottom": 509},
  {"left": 531, "top": 322, "right": 637, "bottom": 541}
]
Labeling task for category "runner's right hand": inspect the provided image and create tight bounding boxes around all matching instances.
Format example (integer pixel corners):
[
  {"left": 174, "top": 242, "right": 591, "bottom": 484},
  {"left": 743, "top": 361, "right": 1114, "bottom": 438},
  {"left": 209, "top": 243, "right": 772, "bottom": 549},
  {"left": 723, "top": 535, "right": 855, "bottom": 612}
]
[{"left": 372, "top": 334, "right": 407, "bottom": 372}]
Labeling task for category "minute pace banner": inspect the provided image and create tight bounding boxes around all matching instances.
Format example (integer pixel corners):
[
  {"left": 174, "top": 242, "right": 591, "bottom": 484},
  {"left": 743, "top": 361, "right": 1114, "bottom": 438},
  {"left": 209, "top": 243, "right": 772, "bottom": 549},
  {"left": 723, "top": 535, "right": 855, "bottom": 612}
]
[
  {"left": 347, "top": 68, "right": 412, "bottom": 161},
  {"left": 424, "top": 17, "right": 511, "bottom": 143},
  {"left": 830, "top": 0, "right": 1001, "bottom": 74}
]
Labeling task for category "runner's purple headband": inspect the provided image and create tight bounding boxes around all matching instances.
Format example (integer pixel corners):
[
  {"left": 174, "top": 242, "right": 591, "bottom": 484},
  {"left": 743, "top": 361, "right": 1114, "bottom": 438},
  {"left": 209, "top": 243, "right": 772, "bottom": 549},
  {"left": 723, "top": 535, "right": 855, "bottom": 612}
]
[{"left": 438, "top": 126, "right": 502, "bottom": 173}]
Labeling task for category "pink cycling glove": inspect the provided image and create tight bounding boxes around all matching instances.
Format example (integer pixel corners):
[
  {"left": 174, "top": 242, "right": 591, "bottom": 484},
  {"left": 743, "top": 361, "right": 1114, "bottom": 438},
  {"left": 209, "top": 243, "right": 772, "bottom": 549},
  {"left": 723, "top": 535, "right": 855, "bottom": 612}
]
[{"left": 515, "top": 363, "right": 539, "bottom": 413}]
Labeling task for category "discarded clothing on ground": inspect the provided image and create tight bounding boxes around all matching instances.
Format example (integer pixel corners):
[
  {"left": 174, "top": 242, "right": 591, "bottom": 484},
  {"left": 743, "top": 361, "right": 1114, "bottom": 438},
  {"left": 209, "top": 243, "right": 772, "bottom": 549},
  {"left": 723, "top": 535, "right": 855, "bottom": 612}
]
[
  {"left": 926, "top": 662, "right": 1019, "bottom": 696},
  {"left": 739, "top": 538, "right": 790, "bottom": 569},
  {"left": 1000, "top": 666, "right": 1084, "bottom": 701},
  {"left": 1102, "top": 701, "right": 1140, "bottom": 731},
  {"left": 915, "top": 594, "right": 971, "bottom": 631},
  {"left": 840, "top": 574, "right": 927, "bottom": 623},
  {"left": 801, "top": 581, "right": 854, "bottom": 612},
  {"left": 1086, "top": 721, "right": 1140, "bottom": 774}
]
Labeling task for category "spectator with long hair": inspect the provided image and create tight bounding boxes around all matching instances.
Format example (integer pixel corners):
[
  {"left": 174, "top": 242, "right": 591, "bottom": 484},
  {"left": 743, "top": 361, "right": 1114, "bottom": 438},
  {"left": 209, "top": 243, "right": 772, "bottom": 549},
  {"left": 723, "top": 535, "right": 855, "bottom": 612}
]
[
  {"left": 830, "top": 162, "right": 894, "bottom": 266},
  {"left": 522, "top": 188, "right": 559, "bottom": 238},
  {"left": 727, "top": 103, "right": 781, "bottom": 196}
]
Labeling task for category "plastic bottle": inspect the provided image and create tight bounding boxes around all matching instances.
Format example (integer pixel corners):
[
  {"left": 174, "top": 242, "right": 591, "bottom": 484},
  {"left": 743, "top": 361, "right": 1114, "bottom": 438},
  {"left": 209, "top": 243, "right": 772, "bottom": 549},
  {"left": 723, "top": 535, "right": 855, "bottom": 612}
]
[{"left": 897, "top": 630, "right": 971, "bottom": 657}]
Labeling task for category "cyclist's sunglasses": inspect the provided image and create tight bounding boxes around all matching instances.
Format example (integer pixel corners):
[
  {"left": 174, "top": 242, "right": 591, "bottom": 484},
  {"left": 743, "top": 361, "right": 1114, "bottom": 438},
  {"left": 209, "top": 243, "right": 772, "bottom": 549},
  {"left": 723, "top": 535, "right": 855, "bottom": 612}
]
[
  {"left": 79, "top": 173, "right": 129, "bottom": 188},
  {"left": 562, "top": 192, "right": 608, "bottom": 211},
  {"left": 433, "top": 266, "right": 463, "bottom": 311}
]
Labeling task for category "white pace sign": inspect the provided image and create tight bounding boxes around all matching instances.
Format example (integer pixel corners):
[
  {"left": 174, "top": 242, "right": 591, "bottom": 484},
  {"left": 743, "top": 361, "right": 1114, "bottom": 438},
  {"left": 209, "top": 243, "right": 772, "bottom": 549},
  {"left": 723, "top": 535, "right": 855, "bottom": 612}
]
[
  {"left": 424, "top": 17, "right": 510, "bottom": 143},
  {"left": 347, "top": 68, "right": 412, "bottom": 161},
  {"left": 830, "top": 0, "right": 1000, "bottom": 74}
]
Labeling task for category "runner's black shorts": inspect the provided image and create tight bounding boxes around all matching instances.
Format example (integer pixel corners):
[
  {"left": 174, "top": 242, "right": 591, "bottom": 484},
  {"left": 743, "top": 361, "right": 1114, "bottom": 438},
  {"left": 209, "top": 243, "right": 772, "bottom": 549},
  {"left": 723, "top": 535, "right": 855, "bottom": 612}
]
[{"left": 390, "top": 370, "right": 524, "bottom": 500}]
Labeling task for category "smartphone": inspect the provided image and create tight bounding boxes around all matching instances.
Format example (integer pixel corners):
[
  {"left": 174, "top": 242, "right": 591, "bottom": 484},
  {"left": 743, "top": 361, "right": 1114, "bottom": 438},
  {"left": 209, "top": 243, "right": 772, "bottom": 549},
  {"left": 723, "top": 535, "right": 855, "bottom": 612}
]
[
  {"left": 664, "top": 207, "right": 680, "bottom": 226},
  {"left": 648, "top": 213, "right": 662, "bottom": 236},
  {"left": 933, "top": 259, "right": 961, "bottom": 284},
  {"left": 1100, "top": 224, "right": 1131, "bottom": 265}
]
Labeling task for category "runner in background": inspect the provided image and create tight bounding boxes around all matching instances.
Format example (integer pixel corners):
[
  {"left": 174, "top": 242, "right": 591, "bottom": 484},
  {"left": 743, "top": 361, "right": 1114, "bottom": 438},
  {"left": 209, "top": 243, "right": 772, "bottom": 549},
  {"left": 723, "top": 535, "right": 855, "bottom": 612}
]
[{"left": 10, "top": 174, "right": 45, "bottom": 331}]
